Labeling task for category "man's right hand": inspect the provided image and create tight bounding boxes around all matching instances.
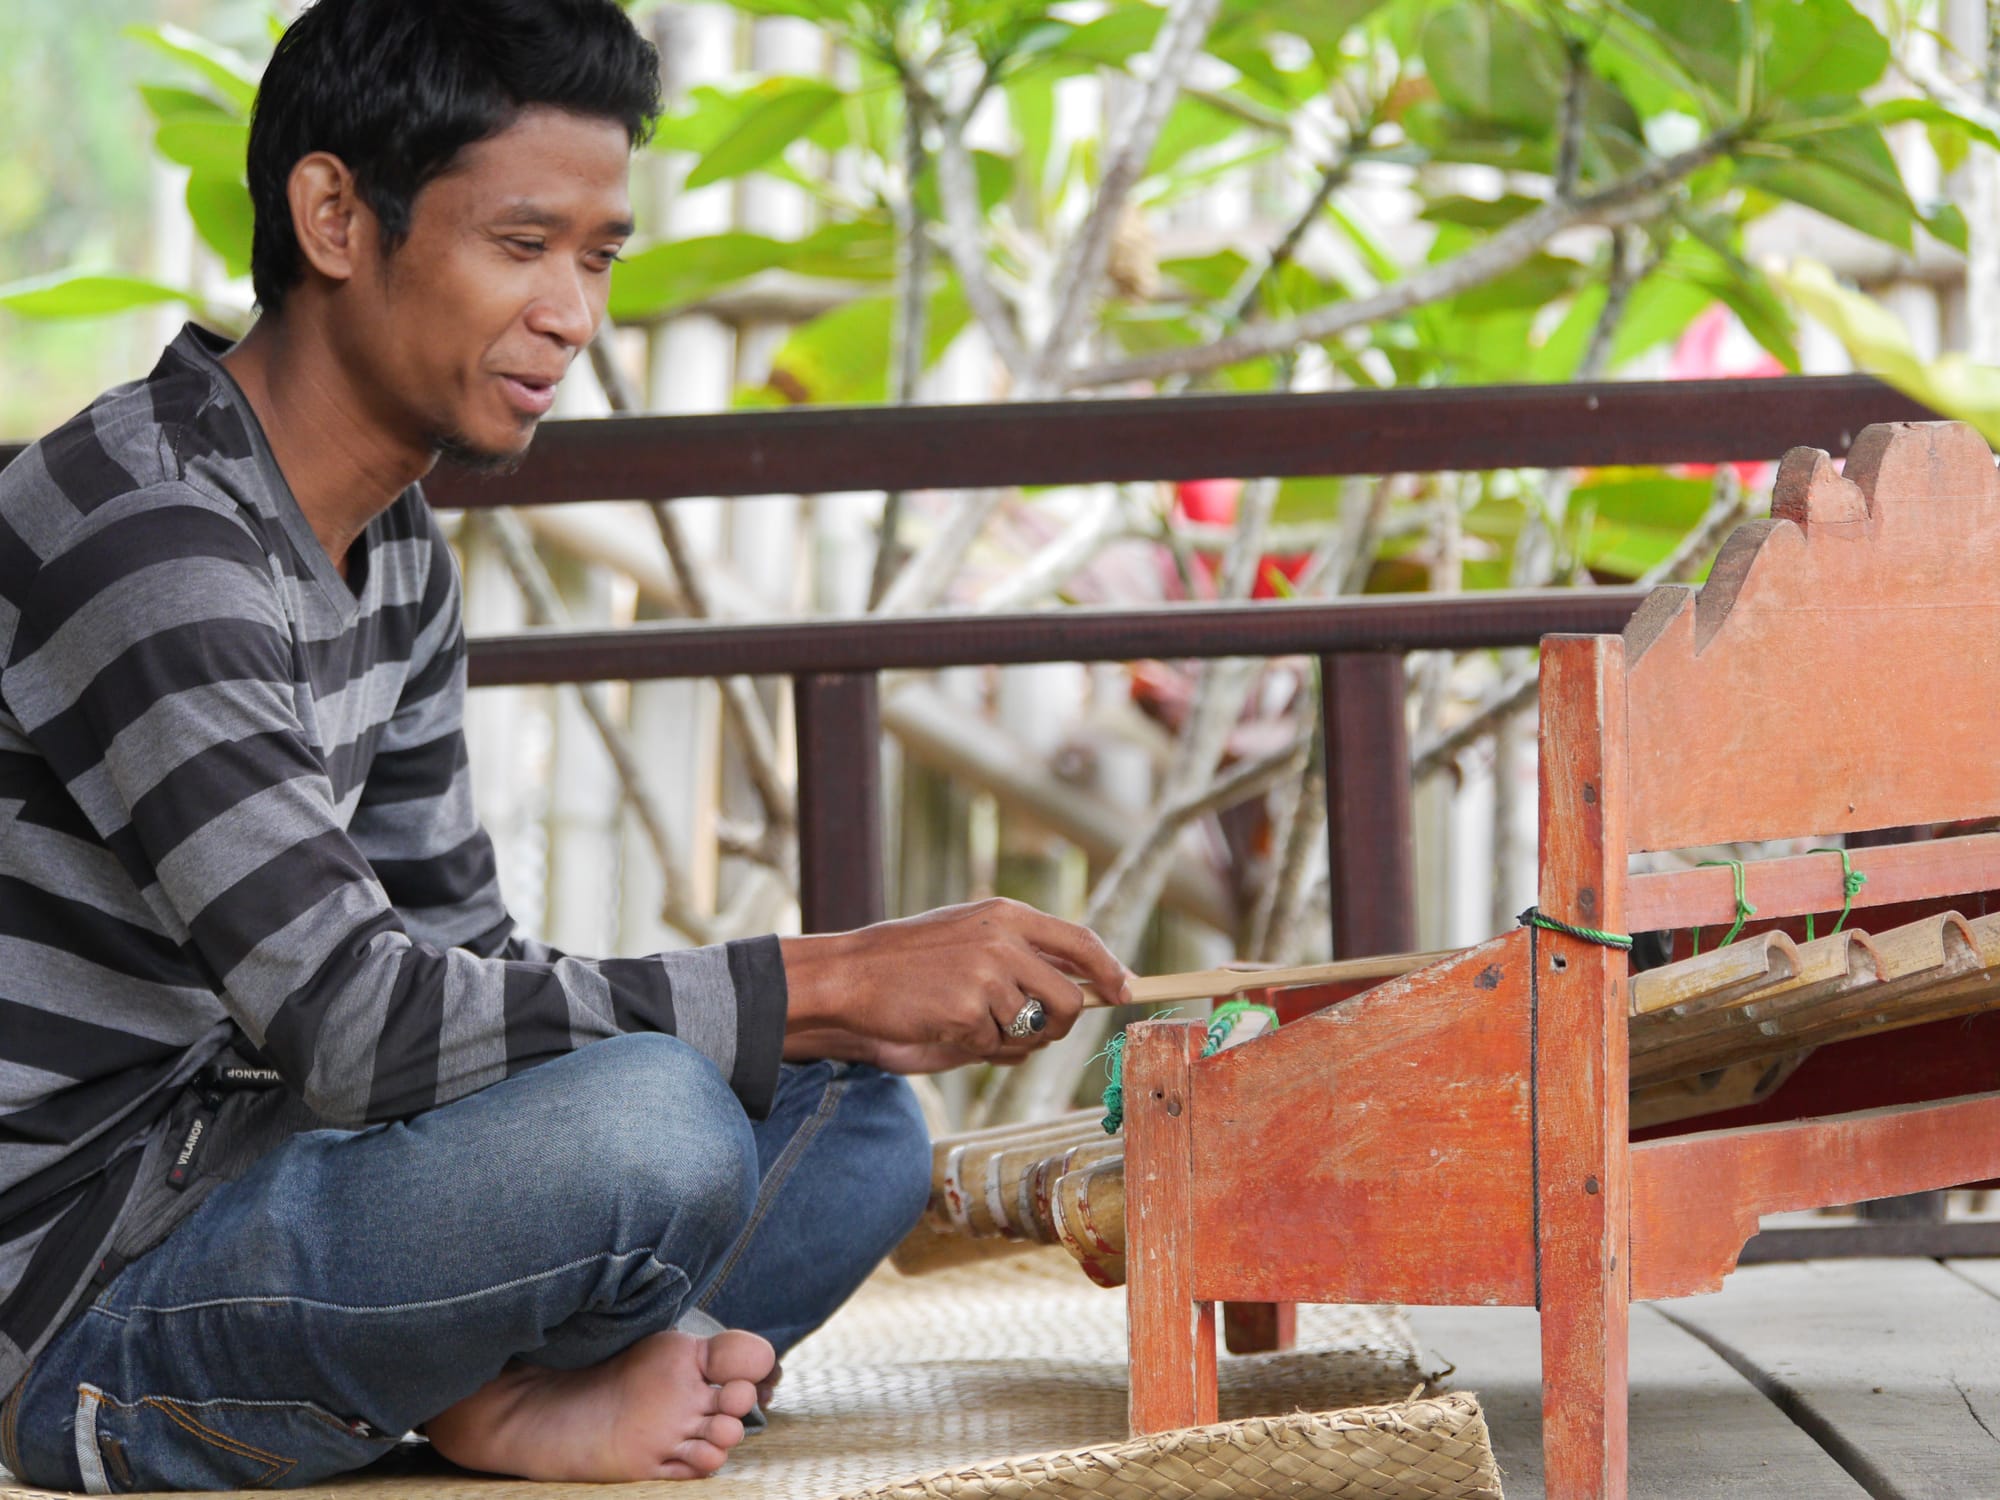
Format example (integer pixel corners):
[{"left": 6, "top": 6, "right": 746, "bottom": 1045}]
[{"left": 777, "top": 898, "right": 1133, "bottom": 1072}]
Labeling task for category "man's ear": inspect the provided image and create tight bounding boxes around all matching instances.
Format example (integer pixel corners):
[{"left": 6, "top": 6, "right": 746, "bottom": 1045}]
[{"left": 288, "top": 152, "right": 368, "bottom": 286}]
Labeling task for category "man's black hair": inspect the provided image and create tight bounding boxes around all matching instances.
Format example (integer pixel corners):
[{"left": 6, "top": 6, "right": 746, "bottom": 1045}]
[{"left": 248, "top": 0, "right": 661, "bottom": 314}]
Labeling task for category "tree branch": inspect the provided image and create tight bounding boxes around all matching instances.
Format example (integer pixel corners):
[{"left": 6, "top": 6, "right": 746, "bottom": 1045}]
[
  {"left": 482, "top": 509, "right": 716, "bottom": 942},
  {"left": 871, "top": 487, "right": 1010, "bottom": 614},
  {"left": 1255, "top": 716, "right": 1325, "bottom": 962},
  {"left": 648, "top": 504, "right": 797, "bottom": 834},
  {"left": 932, "top": 96, "right": 1035, "bottom": 383},
  {"left": 1029, "top": 0, "right": 1227, "bottom": 391},
  {"left": 1064, "top": 127, "right": 1741, "bottom": 390},
  {"left": 972, "top": 486, "right": 1128, "bottom": 612},
  {"left": 586, "top": 328, "right": 797, "bottom": 837},
  {"left": 871, "top": 84, "right": 938, "bottom": 608},
  {"left": 1554, "top": 38, "right": 1588, "bottom": 199}
]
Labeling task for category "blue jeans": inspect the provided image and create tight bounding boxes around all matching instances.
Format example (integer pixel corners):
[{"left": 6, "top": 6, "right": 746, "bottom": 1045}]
[{"left": 4, "top": 1033, "right": 930, "bottom": 1492}]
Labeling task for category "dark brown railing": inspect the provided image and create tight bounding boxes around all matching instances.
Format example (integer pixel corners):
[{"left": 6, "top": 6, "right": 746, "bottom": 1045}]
[{"left": 0, "top": 374, "right": 1936, "bottom": 959}]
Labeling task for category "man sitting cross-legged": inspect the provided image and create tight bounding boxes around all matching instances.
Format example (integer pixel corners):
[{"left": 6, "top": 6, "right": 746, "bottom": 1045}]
[{"left": 0, "top": 0, "right": 1131, "bottom": 1489}]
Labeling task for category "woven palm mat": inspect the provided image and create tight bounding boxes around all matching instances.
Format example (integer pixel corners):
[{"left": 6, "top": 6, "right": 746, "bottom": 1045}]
[{"left": 3, "top": 1249, "right": 1500, "bottom": 1500}]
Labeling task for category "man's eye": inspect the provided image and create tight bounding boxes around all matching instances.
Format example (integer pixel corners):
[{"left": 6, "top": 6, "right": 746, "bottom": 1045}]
[{"left": 505, "top": 237, "right": 545, "bottom": 255}]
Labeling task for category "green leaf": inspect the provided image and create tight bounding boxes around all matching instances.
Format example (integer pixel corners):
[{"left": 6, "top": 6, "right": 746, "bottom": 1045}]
[
  {"left": 1616, "top": 0, "right": 1742, "bottom": 98},
  {"left": 1055, "top": 4, "right": 1164, "bottom": 66},
  {"left": 1421, "top": 0, "right": 1565, "bottom": 135},
  {"left": 1929, "top": 121, "right": 1972, "bottom": 177},
  {"left": 186, "top": 176, "right": 254, "bottom": 278},
  {"left": 785, "top": 220, "right": 898, "bottom": 281},
  {"left": 0, "top": 271, "right": 203, "bottom": 321},
  {"left": 1146, "top": 95, "right": 1246, "bottom": 176},
  {"left": 1738, "top": 140, "right": 1914, "bottom": 252},
  {"left": 1757, "top": 0, "right": 1889, "bottom": 103},
  {"left": 1451, "top": 254, "right": 1585, "bottom": 316},
  {"left": 1160, "top": 248, "right": 1252, "bottom": 302},
  {"left": 154, "top": 119, "right": 249, "bottom": 178},
  {"left": 1270, "top": 475, "right": 1347, "bottom": 525},
  {"left": 139, "top": 84, "right": 236, "bottom": 126},
  {"left": 684, "top": 80, "right": 843, "bottom": 189},
  {"left": 653, "top": 86, "right": 756, "bottom": 157},
  {"left": 1419, "top": 193, "right": 1543, "bottom": 230},
  {"left": 760, "top": 280, "right": 973, "bottom": 405},
  {"left": 1214, "top": 0, "right": 1389, "bottom": 67},
  {"left": 1925, "top": 202, "right": 1969, "bottom": 253},
  {"left": 1672, "top": 234, "right": 1800, "bottom": 370},
  {"left": 1526, "top": 282, "right": 1608, "bottom": 382},
  {"left": 126, "top": 22, "right": 260, "bottom": 110},
  {"left": 1774, "top": 258, "right": 2000, "bottom": 446},
  {"left": 1609, "top": 273, "right": 1714, "bottom": 366},
  {"left": 1325, "top": 200, "right": 1399, "bottom": 283},
  {"left": 1007, "top": 74, "right": 1057, "bottom": 206},
  {"left": 608, "top": 233, "right": 797, "bottom": 321},
  {"left": 1847, "top": 96, "right": 2000, "bottom": 151},
  {"left": 1571, "top": 469, "right": 1715, "bottom": 530}
]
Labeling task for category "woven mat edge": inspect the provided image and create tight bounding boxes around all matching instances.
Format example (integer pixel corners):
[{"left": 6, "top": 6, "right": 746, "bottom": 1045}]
[{"left": 825, "top": 1390, "right": 1501, "bottom": 1500}]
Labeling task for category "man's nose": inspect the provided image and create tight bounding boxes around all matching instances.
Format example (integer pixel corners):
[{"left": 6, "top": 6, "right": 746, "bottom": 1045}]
[{"left": 528, "top": 264, "right": 596, "bottom": 349}]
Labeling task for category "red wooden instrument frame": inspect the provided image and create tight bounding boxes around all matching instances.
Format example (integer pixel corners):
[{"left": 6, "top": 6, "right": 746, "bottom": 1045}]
[{"left": 1122, "top": 422, "right": 2000, "bottom": 1497}]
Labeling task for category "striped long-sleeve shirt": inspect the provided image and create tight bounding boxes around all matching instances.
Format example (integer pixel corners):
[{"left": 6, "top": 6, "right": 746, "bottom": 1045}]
[{"left": 0, "top": 325, "right": 787, "bottom": 1397}]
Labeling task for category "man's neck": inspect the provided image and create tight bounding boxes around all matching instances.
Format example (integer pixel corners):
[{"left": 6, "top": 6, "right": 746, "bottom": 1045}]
[{"left": 220, "top": 314, "right": 431, "bottom": 577}]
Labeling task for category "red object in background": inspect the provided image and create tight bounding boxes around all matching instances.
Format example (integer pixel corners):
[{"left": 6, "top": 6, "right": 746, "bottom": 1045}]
[
  {"left": 1174, "top": 477, "right": 1242, "bottom": 525},
  {"left": 1668, "top": 306, "right": 1787, "bottom": 487},
  {"left": 1169, "top": 478, "right": 1309, "bottom": 599}
]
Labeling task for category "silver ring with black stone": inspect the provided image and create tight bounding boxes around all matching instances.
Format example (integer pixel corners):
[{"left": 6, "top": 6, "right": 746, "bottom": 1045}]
[{"left": 1005, "top": 998, "right": 1047, "bottom": 1040}]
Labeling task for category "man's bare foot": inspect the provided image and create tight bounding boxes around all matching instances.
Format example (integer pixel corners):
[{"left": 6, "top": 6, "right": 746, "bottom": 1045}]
[{"left": 426, "top": 1328, "right": 776, "bottom": 1481}]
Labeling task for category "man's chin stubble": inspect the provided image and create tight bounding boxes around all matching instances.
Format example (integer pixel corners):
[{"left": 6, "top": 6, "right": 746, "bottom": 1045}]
[{"left": 432, "top": 425, "right": 535, "bottom": 476}]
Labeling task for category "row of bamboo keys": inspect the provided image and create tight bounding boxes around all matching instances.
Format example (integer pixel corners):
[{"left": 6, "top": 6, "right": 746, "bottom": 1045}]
[
  {"left": 896, "top": 918, "right": 2000, "bottom": 1286},
  {"left": 1627, "top": 911, "right": 2000, "bottom": 1088}
]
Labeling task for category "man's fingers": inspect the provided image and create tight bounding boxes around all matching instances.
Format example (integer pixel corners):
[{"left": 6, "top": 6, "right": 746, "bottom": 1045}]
[
  {"left": 1001, "top": 905, "right": 1132, "bottom": 1003},
  {"left": 1003, "top": 947, "right": 1087, "bottom": 1039}
]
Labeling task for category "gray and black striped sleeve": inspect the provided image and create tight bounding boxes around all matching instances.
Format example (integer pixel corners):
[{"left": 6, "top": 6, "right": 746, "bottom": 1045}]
[{"left": 2, "top": 487, "right": 787, "bottom": 1123}]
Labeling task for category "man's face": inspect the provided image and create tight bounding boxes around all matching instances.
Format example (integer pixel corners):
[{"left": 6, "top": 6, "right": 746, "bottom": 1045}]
[{"left": 340, "top": 106, "right": 633, "bottom": 468}]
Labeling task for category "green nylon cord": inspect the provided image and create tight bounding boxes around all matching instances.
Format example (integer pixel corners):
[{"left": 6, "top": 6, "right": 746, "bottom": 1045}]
[
  {"left": 1694, "top": 858, "right": 1755, "bottom": 953},
  {"left": 1099, "top": 998, "right": 1279, "bottom": 1134},
  {"left": 1803, "top": 847, "right": 1867, "bottom": 942},
  {"left": 1517, "top": 907, "right": 1633, "bottom": 950}
]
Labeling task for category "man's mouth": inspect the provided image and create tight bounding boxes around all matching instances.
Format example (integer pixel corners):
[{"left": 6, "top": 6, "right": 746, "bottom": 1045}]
[{"left": 498, "top": 374, "right": 558, "bottom": 417}]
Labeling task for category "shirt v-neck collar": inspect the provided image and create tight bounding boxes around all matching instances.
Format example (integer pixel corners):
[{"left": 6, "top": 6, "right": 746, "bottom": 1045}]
[{"left": 173, "top": 323, "right": 377, "bottom": 625}]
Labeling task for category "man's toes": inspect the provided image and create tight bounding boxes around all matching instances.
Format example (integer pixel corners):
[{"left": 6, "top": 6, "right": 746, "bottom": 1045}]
[
  {"left": 665, "top": 1437, "right": 733, "bottom": 1477},
  {"left": 703, "top": 1329, "right": 777, "bottom": 1386},
  {"left": 700, "top": 1412, "right": 746, "bottom": 1450},
  {"left": 715, "top": 1377, "right": 759, "bottom": 1419}
]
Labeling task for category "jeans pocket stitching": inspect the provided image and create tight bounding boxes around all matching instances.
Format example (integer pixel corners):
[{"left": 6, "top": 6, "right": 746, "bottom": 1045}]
[
  {"left": 1, "top": 1365, "right": 27, "bottom": 1478},
  {"left": 132, "top": 1396, "right": 298, "bottom": 1487}
]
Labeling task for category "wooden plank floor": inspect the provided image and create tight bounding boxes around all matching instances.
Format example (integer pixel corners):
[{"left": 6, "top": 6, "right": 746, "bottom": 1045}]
[{"left": 1408, "top": 1257, "right": 2000, "bottom": 1499}]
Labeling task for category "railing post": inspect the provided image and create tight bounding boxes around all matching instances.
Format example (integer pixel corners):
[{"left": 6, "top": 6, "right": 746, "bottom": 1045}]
[
  {"left": 793, "top": 671, "right": 886, "bottom": 934},
  {"left": 1321, "top": 651, "right": 1417, "bottom": 959}
]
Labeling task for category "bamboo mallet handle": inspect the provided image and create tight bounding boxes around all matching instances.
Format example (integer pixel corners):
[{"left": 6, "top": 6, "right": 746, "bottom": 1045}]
[{"left": 1083, "top": 949, "right": 1457, "bottom": 1008}]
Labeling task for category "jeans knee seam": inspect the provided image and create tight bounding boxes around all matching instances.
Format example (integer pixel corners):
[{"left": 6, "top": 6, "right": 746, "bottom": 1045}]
[
  {"left": 112, "top": 1246, "right": 670, "bottom": 1320},
  {"left": 695, "top": 1070, "right": 850, "bottom": 1313}
]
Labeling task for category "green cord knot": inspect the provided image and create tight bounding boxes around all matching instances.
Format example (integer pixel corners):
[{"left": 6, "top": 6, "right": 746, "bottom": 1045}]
[
  {"left": 1517, "top": 907, "right": 1633, "bottom": 950},
  {"left": 1098, "top": 998, "right": 1279, "bottom": 1134},
  {"left": 1098, "top": 1032, "right": 1127, "bottom": 1135},
  {"left": 1804, "top": 847, "right": 1867, "bottom": 941},
  {"left": 1693, "top": 858, "right": 1755, "bottom": 953}
]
